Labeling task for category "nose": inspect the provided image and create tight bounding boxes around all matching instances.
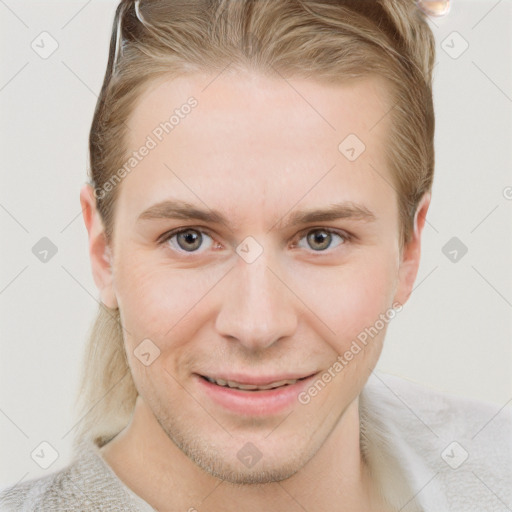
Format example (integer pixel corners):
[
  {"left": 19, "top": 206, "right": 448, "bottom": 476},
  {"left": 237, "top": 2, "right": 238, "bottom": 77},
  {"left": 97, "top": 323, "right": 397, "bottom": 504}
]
[{"left": 214, "top": 250, "right": 298, "bottom": 351}]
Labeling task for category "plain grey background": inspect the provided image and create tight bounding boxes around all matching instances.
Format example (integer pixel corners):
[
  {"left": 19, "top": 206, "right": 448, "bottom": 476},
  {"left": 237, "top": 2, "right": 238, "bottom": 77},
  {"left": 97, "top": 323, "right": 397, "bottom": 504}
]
[{"left": 1, "top": 0, "right": 511, "bottom": 490}]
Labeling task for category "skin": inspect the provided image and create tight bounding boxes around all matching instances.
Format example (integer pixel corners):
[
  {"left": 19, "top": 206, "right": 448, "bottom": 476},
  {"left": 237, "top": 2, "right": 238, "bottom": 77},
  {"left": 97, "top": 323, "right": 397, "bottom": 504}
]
[{"left": 80, "top": 70, "right": 429, "bottom": 512}]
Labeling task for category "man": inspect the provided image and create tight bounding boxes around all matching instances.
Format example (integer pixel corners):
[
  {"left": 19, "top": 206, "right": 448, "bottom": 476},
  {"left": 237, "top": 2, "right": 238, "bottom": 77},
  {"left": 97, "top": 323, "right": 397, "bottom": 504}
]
[{"left": 1, "top": 0, "right": 510, "bottom": 510}]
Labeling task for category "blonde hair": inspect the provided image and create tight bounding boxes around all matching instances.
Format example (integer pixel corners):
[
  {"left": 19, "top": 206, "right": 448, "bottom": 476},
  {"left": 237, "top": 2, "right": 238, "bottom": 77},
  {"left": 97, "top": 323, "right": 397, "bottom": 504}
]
[{"left": 73, "top": 0, "right": 436, "bottom": 449}]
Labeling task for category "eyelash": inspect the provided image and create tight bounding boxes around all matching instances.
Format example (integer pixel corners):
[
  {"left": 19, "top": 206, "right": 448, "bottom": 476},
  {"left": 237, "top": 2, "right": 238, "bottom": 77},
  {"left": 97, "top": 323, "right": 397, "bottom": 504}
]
[{"left": 157, "top": 226, "right": 353, "bottom": 255}]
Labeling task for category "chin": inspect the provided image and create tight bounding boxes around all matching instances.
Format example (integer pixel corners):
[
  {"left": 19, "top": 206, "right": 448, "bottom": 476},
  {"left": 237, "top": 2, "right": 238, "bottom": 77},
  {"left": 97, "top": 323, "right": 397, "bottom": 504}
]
[
  {"left": 155, "top": 413, "right": 310, "bottom": 485},
  {"left": 188, "top": 452, "right": 304, "bottom": 485}
]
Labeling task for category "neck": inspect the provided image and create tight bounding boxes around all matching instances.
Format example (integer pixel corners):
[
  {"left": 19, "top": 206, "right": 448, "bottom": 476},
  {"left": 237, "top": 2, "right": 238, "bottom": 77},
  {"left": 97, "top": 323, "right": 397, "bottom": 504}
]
[{"left": 100, "top": 396, "right": 388, "bottom": 512}]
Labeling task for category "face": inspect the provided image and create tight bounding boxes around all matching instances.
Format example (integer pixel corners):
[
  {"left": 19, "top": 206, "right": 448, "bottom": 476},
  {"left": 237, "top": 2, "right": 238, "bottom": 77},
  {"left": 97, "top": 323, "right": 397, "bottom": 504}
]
[{"left": 83, "top": 70, "right": 428, "bottom": 484}]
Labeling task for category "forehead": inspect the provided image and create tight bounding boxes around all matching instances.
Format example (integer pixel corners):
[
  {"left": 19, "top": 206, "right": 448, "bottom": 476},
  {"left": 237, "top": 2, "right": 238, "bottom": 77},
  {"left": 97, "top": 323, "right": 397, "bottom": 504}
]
[
  {"left": 118, "top": 71, "right": 395, "bottom": 226},
  {"left": 127, "top": 70, "right": 391, "bottom": 146}
]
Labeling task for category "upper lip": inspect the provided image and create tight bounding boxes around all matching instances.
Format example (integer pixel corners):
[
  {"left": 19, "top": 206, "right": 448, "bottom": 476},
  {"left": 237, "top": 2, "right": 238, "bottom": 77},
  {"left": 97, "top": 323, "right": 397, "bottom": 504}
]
[{"left": 197, "top": 372, "right": 318, "bottom": 386}]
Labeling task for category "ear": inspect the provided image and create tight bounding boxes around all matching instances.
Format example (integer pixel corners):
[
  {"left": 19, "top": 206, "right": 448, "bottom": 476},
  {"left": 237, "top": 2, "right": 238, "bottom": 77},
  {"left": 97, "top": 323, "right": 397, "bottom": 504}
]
[
  {"left": 80, "top": 184, "right": 118, "bottom": 309},
  {"left": 393, "top": 193, "right": 431, "bottom": 306}
]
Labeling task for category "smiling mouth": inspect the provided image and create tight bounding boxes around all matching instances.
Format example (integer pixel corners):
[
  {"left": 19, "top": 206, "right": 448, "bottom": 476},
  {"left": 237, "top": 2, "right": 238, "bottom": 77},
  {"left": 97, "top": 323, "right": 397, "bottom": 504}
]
[{"left": 199, "top": 375, "right": 313, "bottom": 391}]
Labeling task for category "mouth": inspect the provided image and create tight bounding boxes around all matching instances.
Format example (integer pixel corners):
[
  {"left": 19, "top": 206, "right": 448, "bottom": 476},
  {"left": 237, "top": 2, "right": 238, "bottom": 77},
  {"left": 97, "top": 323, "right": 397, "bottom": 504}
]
[
  {"left": 194, "top": 371, "right": 319, "bottom": 416},
  {"left": 199, "top": 374, "right": 312, "bottom": 391}
]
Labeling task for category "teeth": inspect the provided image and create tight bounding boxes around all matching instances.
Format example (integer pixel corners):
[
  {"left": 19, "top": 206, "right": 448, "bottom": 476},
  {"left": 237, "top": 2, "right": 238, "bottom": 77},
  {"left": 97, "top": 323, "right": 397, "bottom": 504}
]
[{"left": 205, "top": 376, "right": 299, "bottom": 390}]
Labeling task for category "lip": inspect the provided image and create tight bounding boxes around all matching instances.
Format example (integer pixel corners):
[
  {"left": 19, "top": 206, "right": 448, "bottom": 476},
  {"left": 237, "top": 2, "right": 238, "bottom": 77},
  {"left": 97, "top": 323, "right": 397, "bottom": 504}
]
[{"left": 194, "top": 371, "right": 319, "bottom": 416}]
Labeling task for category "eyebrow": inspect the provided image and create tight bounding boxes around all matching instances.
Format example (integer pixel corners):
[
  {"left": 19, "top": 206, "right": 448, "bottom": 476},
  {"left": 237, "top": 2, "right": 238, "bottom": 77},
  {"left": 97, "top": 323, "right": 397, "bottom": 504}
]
[{"left": 137, "top": 199, "right": 376, "bottom": 229}]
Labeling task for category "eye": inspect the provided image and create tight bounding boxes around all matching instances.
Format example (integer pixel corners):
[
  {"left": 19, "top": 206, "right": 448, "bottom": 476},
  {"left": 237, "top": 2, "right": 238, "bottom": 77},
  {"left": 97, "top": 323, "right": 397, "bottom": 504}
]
[
  {"left": 159, "top": 228, "right": 216, "bottom": 253},
  {"left": 158, "top": 226, "right": 350, "bottom": 255},
  {"left": 295, "top": 228, "right": 348, "bottom": 252}
]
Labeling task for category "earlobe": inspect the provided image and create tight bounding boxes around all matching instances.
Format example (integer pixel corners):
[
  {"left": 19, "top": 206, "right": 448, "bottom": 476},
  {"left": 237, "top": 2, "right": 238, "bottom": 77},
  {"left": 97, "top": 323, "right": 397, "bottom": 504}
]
[
  {"left": 393, "top": 193, "right": 431, "bottom": 306},
  {"left": 79, "top": 184, "right": 118, "bottom": 310}
]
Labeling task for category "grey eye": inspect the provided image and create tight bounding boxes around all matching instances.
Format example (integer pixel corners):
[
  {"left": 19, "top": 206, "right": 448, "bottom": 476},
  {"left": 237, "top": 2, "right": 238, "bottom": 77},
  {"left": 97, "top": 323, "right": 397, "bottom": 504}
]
[
  {"left": 164, "top": 229, "right": 214, "bottom": 253},
  {"left": 299, "top": 229, "right": 346, "bottom": 251}
]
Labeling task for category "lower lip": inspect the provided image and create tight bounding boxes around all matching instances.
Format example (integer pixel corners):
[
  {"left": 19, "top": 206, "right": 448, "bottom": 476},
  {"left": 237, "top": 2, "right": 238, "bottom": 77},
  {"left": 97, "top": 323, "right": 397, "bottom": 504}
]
[{"left": 194, "top": 373, "right": 318, "bottom": 416}]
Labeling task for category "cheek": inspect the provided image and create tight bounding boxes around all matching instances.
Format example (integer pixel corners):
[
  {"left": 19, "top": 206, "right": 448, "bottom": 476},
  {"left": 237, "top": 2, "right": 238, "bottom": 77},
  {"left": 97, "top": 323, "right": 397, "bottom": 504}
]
[
  {"left": 113, "top": 258, "right": 219, "bottom": 390},
  {"left": 114, "top": 253, "right": 226, "bottom": 343},
  {"left": 298, "top": 250, "right": 399, "bottom": 353}
]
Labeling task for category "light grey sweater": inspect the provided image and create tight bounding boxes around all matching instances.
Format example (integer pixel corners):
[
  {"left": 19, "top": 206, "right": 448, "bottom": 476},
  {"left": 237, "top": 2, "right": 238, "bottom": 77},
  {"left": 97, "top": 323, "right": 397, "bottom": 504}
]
[{"left": 1, "top": 371, "right": 511, "bottom": 511}]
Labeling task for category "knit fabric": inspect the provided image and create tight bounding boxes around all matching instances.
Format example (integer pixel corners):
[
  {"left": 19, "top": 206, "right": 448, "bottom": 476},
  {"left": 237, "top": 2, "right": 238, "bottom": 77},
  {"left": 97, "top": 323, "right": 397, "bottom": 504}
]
[{"left": 359, "top": 372, "right": 511, "bottom": 511}]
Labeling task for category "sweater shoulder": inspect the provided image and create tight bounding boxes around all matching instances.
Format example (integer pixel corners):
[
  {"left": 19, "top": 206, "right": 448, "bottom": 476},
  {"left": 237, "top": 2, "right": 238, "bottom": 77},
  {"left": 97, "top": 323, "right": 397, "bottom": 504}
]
[
  {"left": 367, "top": 371, "right": 512, "bottom": 437},
  {"left": 0, "top": 463, "right": 96, "bottom": 511},
  {"left": 0, "top": 441, "right": 152, "bottom": 512},
  {"left": 361, "top": 371, "right": 512, "bottom": 510}
]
